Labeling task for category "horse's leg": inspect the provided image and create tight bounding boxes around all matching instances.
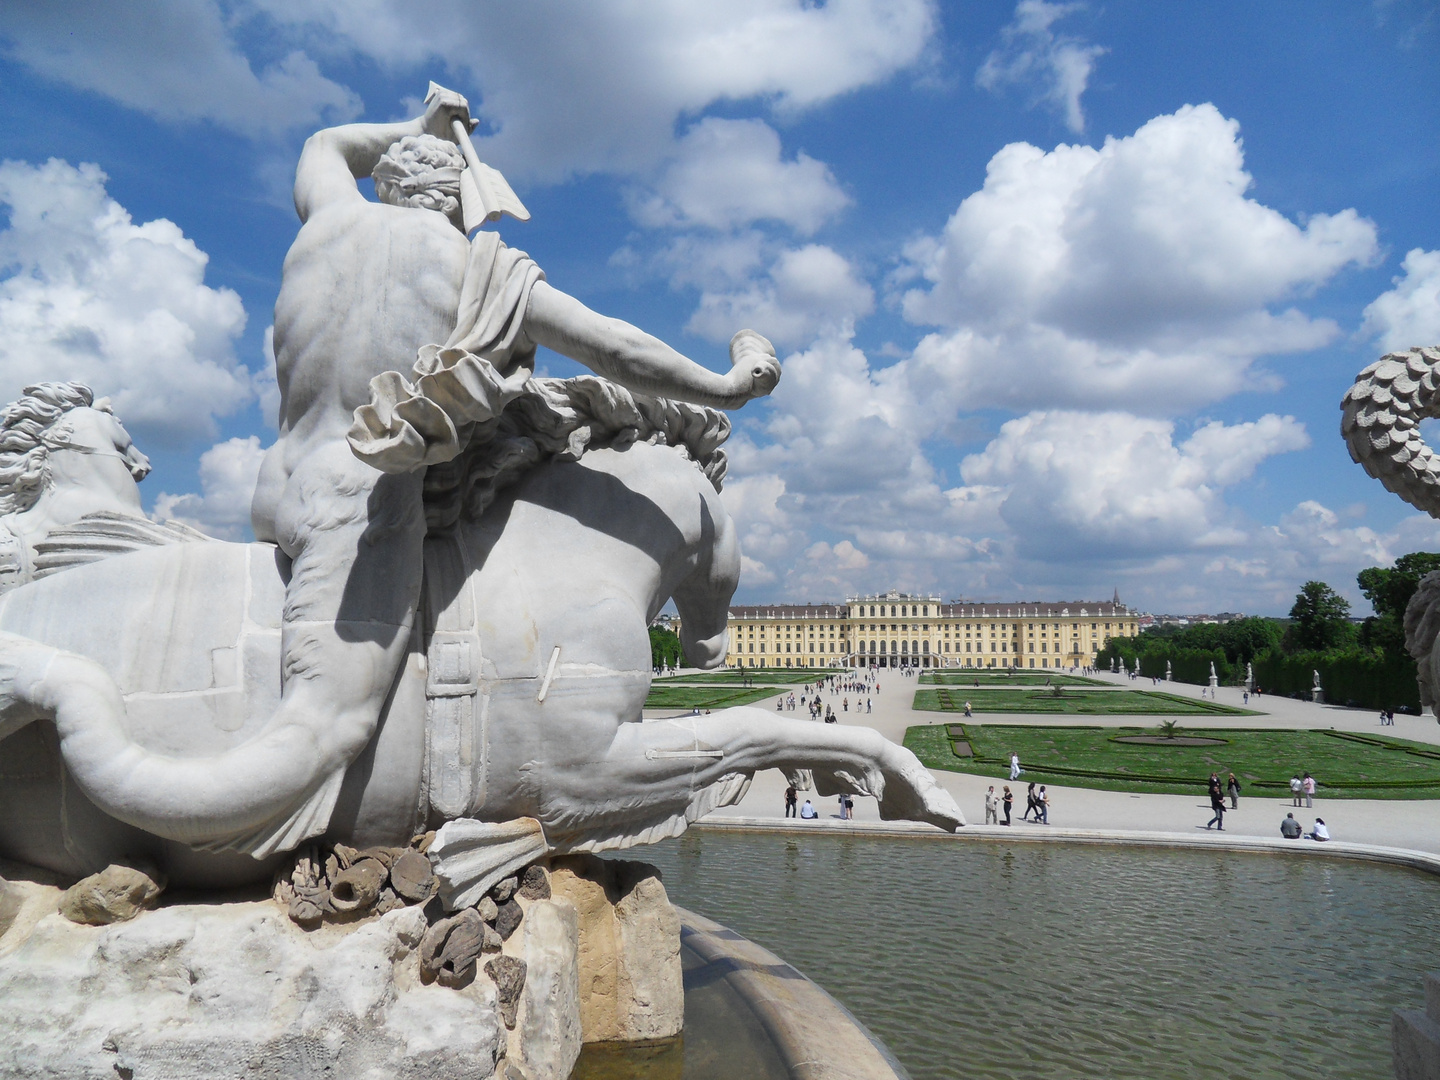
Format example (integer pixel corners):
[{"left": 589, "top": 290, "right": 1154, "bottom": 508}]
[{"left": 595, "top": 709, "right": 964, "bottom": 830}]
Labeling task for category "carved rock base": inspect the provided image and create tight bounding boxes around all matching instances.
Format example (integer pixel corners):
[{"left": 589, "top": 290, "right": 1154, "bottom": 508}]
[{"left": 0, "top": 855, "right": 683, "bottom": 1080}]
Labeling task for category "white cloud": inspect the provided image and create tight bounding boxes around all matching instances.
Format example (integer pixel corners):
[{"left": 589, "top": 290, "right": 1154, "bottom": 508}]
[
  {"left": 152, "top": 435, "right": 267, "bottom": 540},
  {"left": 0, "top": 158, "right": 253, "bottom": 442},
  {"left": 686, "top": 244, "right": 874, "bottom": 347},
  {"left": 628, "top": 118, "right": 850, "bottom": 235},
  {"left": 899, "top": 104, "right": 1380, "bottom": 413},
  {"left": 976, "top": 1, "right": 1106, "bottom": 133},
  {"left": 1, "top": 1, "right": 361, "bottom": 138},
  {"left": 1362, "top": 247, "right": 1440, "bottom": 354},
  {"left": 955, "top": 411, "right": 1310, "bottom": 558},
  {"left": 249, "top": 0, "right": 938, "bottom": 181}
]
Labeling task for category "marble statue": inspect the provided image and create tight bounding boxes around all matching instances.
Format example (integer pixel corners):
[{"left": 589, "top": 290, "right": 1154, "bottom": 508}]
[
  {"left": 1165, "top": 660, "right": 1171, "bottom": 682},
  {"left": 1246, "top": 662, "right": 1254, "bottom": 692},
  {"left": 0, "top": 381, "right": 205, "bottom": 593},
  {"left": 1343, "top": 345, "right": 1440, "bottom": 715},
  {"left": 0, "top": 84, "right": 961, "bottom": 896},
  {"left": 1208, "top": 662, "right": 1218, "bottom": 693}
]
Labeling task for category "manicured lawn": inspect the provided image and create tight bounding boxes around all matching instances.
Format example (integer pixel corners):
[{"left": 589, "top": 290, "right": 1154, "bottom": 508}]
[
  {"left": 913, "top": 686, "right": 1256, "bottom": 716},
  {"left": 921, "top": 671, "right": 1107, "bottom": 687},
  {"left": 903, "top": 723, "right": 1440, "bottom": 798},
  {"left": 652, "top": 670, "right": 826, "bottom": 685},
  {"left": 643, "top": 685, "right": 783, "bottom": 709}
]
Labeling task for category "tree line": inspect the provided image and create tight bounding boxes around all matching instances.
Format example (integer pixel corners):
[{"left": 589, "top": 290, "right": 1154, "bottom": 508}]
[{"left": 1095, "top": 553, "right": 1440, "bottom": 712}]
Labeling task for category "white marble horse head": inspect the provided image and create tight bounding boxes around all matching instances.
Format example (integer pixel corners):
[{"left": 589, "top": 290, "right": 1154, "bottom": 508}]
[{"left": 0, "top": 381, "right": 150, "bottom": 525}]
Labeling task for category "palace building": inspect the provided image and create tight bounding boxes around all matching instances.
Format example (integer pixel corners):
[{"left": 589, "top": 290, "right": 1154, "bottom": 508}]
[{"left": 724, "top": 590, "right": 1138, "bottom": 670}]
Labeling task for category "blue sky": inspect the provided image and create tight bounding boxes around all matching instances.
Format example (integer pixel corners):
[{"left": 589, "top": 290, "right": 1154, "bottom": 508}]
[{"left": 1, "top": 1, "right": 1437, "bottom": 614}]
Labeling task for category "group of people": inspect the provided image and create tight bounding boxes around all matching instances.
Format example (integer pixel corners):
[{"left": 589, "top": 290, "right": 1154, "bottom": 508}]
[
  {"left": 1204, "top": 772, "right": 1242, "bottom": 830},
  {"left": 1288, "top": 772, "right": 1318, "bottom": 807},
  {"left": 1280, "top": 812, "right": 1329, "bottom": 841},
  {"left": 983, "top": 783, "right": 1049, "bottom": 825},
  {"left": 784, "top": 785, "right": 852, "bottom": 820}
]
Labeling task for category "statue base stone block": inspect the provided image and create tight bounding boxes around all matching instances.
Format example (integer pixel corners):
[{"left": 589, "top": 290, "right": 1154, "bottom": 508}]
[
  {"left": 1395, "top": 972, "right": 1440, "bottom": 1080},
  {"left": 0, "top": 856, "right": 684, "bottom": 1080}
]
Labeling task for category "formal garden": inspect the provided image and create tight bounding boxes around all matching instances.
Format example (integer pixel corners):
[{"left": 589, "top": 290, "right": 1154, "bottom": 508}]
[
  {"left": 903, "top": 722, "right": 1440, "bottom": 798},
  {"left": 922, "top": 671, "right": 1110, "bottom": 687},
  {"left": 912, "top": 685, "right": 1256, "bottom": 716}
]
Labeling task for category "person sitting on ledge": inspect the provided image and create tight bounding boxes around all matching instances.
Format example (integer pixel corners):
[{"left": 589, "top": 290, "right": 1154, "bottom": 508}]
[
  {"left": 1280, "top": 813, "right": 1303, "bottom": 839},
  {"left": 799, "top": 799, "right": 818, "bottom": 820},
  {"left": 1306, "top": 818, "right": 1330, "bottom": 842}
]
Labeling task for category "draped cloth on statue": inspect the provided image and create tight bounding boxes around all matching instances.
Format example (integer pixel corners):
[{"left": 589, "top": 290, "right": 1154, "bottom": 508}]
[
  {"left": 348, "top": 230, "right": 546, "bottom": 474},
  {"left": 347, "top": 229, "right": 730, "bottom": 530}
]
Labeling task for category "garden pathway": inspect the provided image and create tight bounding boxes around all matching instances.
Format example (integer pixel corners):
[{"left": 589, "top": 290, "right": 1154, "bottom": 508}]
[{"left": 648, "top": 668, "right": 1440, "bottom": 855}]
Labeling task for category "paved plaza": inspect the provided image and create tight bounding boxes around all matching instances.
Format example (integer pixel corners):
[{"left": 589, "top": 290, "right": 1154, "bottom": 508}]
[{"left": 647, "top": 669, "right": 1440, "bottom": 855}]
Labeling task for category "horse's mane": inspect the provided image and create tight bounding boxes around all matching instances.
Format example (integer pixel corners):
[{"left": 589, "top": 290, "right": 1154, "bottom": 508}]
[
  {"left": 422, "top": 374, "right": 730, "bottom": 531},
  {"left": 0, "top": 381, "right": 100, "bottom": 515}
]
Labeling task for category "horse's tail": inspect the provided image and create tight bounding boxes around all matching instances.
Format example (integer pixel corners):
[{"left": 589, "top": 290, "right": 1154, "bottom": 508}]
[
  {"left": 1342, "top": 346, "right": 1440, "bottom": 516},
  {"left": 0, "top": 631, "right": 342, "bottom": 858}
]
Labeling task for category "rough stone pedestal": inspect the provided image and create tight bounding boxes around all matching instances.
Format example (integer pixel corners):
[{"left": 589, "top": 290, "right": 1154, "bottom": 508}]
[
  {"left": 1395, "top": 972, "right": 1440, "bottom": 1079},
  {"left": 549, "top": 854, "right": 684, "bottom": 1044},
  {"left": 0, "top": 871, "right": 580, "bottom": 1080}
]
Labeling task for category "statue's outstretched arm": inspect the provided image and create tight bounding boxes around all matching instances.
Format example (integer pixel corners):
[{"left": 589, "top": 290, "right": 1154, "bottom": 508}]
[
  {"left": 292, "top": 87, "right": 474, "bottom": 222},
  {"left": 524, "top": 281, "right": 780, "bottom": 410}
]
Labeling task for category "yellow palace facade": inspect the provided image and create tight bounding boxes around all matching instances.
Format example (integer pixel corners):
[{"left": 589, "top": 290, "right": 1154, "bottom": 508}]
[{"left": 724, "top": 590, "right": 1138, "bottom": 670}]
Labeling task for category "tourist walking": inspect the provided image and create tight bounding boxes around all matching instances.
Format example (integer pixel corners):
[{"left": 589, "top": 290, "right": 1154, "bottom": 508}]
[
  {"left": 1009, "top": 751, "right": 1022, "bottom": 780},
  {"left": 1204, "top": 773, "right": 1225, "bottom": 830},
  {"left": 1290, "top": 774, "right": 1303, "bottom": 806},
  {"left": 1002, "top": 785, "right": 1013, "bottom": 825},
  {"left": 1036, "top": 785, "right": 1049, "bottom": 824},
  {"left": 1302, "top": 772, "right": 1316, "bottom": 808},
  {"left": 1226, "top": 773, "right": 1240, "bottom": 810},
  {"left": 984, "top": 785, "right": 999, "bottom": 824},
  {"left": 784, "top": 784, "right": 797, "bottom": 818},
  {"left": 1022, "top": 782, "right": 1038, "bottom": 821},
  {"left": 1206, "top": 789, "right": 1225, "bottom": 831}
]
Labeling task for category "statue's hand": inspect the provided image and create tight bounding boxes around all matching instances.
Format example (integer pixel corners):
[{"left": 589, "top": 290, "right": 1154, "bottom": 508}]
[
  {"left": 423, "top": 81, "right": 476, "bottom": 140},
  {"left": 726, "top": 330, "right": 781, "bottom": 403}
]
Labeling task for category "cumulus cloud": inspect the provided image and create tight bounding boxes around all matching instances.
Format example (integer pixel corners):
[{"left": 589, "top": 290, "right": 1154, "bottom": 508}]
[
  {"left": 955, "top": 411, "right": 1310, "bottom": 558},
  {"left": 976, "top": 1, "right": 1105, "bottom": 133},
  {"left": 152, "top": 435, "right": 267, "bottom": 540},
  {"left": 1362, "top": 247, "right": 1440, "bottom": 354},
  {"left": 686, "top": 244, "right": 874, "bottom": 347},
  {"left": 628, "top": 118, "right": 850, "bottom": 235},
  {"left": 245, "top": 0, "right": 938, "bottom": 181},
  {"left": 1, "top": 1, "right": 360, "bottom": 138},
  {"left": 898, "top": 104, "right": 1379, "bottom": 413},
  {"left": 0, "top": 158, "right": 253, "bottom": 442}
]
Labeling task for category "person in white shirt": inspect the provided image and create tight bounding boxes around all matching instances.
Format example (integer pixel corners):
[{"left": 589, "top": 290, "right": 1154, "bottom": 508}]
[
  {"left": 984, "top": 786, "right": 999, "bottom": 824},
  {"left": 1307, "top": 818, "right": 1330, "bottom": 842},
  {"left": 1010, "top": 752, "right": 1022, "bottom": 780},
  {"left": 799, "top": 799, "right": 818, "bottom": 820}
]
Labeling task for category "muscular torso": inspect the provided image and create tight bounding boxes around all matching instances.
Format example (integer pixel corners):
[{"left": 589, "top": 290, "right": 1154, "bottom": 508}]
[
  {"left": 253, "top": 201, "right": 471, "bottom": 538},
  {"left": 272, "top": 200, "right": 470, "bottom": 451}
]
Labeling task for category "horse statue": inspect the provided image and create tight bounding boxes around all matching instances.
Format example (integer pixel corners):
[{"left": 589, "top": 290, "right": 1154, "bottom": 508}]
[
  {"left": 0, "top": 381, "right": 205, "bottom": 593},
  {"left": 0, "top": 381, "right": 962, "bottom": 898},
  {"left": 1342, "top": 344, "right": 1440, "bottom": 714}
]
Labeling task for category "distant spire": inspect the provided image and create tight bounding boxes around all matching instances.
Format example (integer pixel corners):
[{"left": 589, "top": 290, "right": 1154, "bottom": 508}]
[{"left": 1113, "top": 586, "right": 1121, "bottom": 606}]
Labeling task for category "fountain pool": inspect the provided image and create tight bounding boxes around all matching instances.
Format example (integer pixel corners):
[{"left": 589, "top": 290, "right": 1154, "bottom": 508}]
[{"left": 641, "top": 829, "right": 1440, "bottom": 1080}]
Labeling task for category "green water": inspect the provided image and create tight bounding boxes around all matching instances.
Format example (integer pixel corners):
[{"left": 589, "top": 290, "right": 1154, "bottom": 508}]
[{"left": 643, "top": 831, "right": 1440, "bottom": 1080}]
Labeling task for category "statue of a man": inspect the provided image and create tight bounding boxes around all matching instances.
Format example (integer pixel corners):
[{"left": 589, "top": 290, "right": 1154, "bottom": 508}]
[{"left": 244, "top": 86, "right": 779, "bottom": 854}]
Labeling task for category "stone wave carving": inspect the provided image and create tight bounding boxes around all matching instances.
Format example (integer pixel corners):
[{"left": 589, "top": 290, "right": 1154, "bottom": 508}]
[{"left": 1341, "top": 346, "right": 1440, "bottom": 516}]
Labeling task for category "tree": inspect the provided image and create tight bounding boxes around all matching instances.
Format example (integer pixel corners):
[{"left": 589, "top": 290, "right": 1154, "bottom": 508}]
[
  {"left": 649, "top": 625, "right": 685, "bottom": 669},
  {"left": 1286, "top": 581, "right": 1354, "bottom": 653},
  {"left": 1357, "top": 552, "right": 1440, "bottom": 656}
]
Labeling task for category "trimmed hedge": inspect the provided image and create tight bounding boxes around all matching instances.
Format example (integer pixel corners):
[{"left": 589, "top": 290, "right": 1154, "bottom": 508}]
[{"left": 1251, "top": 649, "right": 1420, "bottom": 712}]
